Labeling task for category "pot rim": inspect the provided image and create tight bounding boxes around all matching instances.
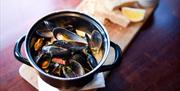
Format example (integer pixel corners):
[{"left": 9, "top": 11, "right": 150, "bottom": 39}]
[{"left": 25, "top": 9, "right": 110, "bottom": 80}]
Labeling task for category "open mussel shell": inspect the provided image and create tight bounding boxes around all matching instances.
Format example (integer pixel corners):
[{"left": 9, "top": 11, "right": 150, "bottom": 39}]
[
  {"left": 35, "top": 54, "right": 51, "bottom": 71},
  {"left": 62, "top": 59, "right": 85, "bottom": 78},
  {"left": 36, "top": 21, "right": 56, "bottom": 38},
  {"left": 80, "top": 45, "right": 98, "bottom": 69},
  {"left": 53, "top": 40, "right": 87, "bottom": 51},
  {"left": 43, "top": 20, "right": 56, "bottom": 31},
  {"left": 35, "top": 51, "right": 44, "bottom": 63},
  {"left": 51, "top": 63, "right": 62, "bottom": 76},
  {"left": 42, "top": 44, "right": 71, "bottom": 58},
  {"left": 52, "top": 27, "right": 87, "bottom": 44},
  {"left": 91, "top": 30, "right": 102, "bottom": 48},
  {"left": 71, "top": 54, "right": 92, "bottom": 72},
  {"left": 86, "top": 30, "right": 102, "bottom": 54},
  {"left": 36, "top": 29, "right": 53, "bottom": 38},
  {"left": 85, "top": 50, "right": 98, "bottom": 68}
]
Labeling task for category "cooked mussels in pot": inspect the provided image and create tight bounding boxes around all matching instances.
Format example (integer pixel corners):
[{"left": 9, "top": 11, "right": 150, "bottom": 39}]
[{"left": 31, "top": 20, "right": 104, "bottom": 78}]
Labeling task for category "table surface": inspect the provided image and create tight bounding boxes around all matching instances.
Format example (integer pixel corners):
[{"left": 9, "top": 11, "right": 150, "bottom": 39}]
[{"left": 0, "top": 0, "right": 180, "bottom": 91}]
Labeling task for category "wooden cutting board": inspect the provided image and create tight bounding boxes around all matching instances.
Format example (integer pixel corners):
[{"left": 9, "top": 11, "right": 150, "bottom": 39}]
[
  {"left": 76, "top": 0, "right": 157, "bottom": 65},
  {"left": 19, "top": 0, "right": 158, "bottom": 91}
]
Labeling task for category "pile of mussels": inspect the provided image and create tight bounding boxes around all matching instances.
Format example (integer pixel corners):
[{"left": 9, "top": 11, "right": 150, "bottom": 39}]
[{"left": 31, "top": 21, "right": 103, "bottom": 78}]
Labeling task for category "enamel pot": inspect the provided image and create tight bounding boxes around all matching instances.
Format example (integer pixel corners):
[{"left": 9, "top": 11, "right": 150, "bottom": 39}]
[{"left": 14, "top": 10, "right": 122, "bottom": 89}]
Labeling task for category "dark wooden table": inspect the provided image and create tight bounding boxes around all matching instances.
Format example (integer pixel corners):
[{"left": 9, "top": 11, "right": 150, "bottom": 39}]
[{"left": 0, "top": 0, "right": 180, "bottom": 91}]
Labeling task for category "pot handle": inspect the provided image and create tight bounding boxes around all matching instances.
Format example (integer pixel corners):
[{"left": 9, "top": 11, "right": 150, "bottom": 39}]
[
  {"left": 96, "top": 41, "right": 122, "bottom": 72},
  {"left": 14, "top": 35, "right": 32, "bottom": 66}
]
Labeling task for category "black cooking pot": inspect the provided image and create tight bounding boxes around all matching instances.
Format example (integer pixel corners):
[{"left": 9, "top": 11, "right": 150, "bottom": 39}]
[{"left": 14, "top": 10, "right": 122, "bottom": 89}]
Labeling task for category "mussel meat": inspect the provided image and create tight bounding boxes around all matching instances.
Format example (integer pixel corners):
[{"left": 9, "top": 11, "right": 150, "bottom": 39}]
[
  {"left": 34, "top": 38, "right": 44, "bottom": 51},
  {"left": 36, "top": 54, "right": 51, "bottom": 70},
  {"left": 53, "top": 27, "right": 87, "bottom": 44},
  {"left": 75, "top": 29, "right": 86, "bottom": 37}
]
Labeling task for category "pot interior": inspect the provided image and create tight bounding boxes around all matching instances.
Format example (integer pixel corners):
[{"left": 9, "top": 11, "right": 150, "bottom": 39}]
[{"left": 26, "top": 11, "right": 110, "bottom": 79}]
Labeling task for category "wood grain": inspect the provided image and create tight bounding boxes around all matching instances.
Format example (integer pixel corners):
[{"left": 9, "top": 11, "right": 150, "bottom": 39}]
[{"left": 77, "top": 0, "right": 155, "bottom": 66}]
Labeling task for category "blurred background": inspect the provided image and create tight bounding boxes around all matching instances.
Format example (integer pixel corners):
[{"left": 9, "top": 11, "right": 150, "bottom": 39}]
[
  {"left": 0, "top": 0, "right": 80, "bottom": 50},
  {"left": 0, "top": 0, "right": 81, "bottom": 90}
]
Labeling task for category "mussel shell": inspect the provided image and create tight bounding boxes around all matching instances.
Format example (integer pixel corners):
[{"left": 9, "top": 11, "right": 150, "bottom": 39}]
[
  {"left": 91, "top": 30, "right": 102, "bottom": 46},
  {"left": 86, "top": 52, "right": 98, "bottom": 68},
  {"left": 36, "top": 21, "right": 56, "bottom": 38},
  {"left": 42, "top": 44, "right": 70, "bottom": 58},
  {"left": 43, "top": 20, "right": 56, "bottom": 31},
  {"left": 71, "top": 54, "right": 92, "bottom": 72},
  {"left": 62, "top": 59, "right": 85, "bottom": 78},
  {"left": 52, "top": 27, "right": 87, "bottom": 44},
  {"left": 35, "top": 51, "right": 44, "bottom": 63},
  {"left": 64, "top": 25, "right": 76, "bottom": 33},
  {"left": 54, "top": 40, "right": 87, "bottom": 52},
  {"left": 83, "top": 48, "right": 98, "bottom": 68},
  {"left": 51, "top": 64, "right": 62, "bottom": 76},
  {"left": 36, "top": 29, "right": 53, "bottom": 38},
  {"left": 36, "top": 54, "right": 51, "bottom": 70},
  {"left": 86, "top": 30, "right": 102, "bottom": 54}
]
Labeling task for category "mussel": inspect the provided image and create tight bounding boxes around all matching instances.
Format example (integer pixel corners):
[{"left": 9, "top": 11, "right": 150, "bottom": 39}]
[
  {"left": 36, "top": 21, "right": 55, "bottom": 38},
  {"left": 42, "top": 44, "right": 70, "bottom": 58},
  {"left": 62, "top": 59, "right": 85, "bottom": 78},
  {"left": 75, "top": 29, "right": 86, "bottom": 37},
  {"left": 36, "top": 54, "right": 51, "bottom": 71},
  {"left": 83, "top": 48, "right": 98, "bottom": 68},
  {"left": 53, "top": 27, "right": 87, "bottom": 44},
  {"left": 91, "top": 30, "right": 102, "bottom": 52},
  {"left": 36, "top": 55, "right": 64, "bottom": 76},
  {"left": 43, "top": 20, "right": 56, "bottom": 31},
  {"left": 51, "top": 63, "right": 62, "bottom": 76},
  {"left": 86, "top": 30, "right": 102, "bottom": 54},
  {"left": 53, "top": 40, "right": 87, "bottom": 51},
  {"left": 72, "top": 54, "right": 92, "bottom": 72},
  {"left": 35, "top": 51, "right": 44, "bottom": 63},
  {"left": 36, "top": 29, "right": 53, "bottom": 38},
  {"left": 41, "top": 60, "right": 50, "bottom": 69}
]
